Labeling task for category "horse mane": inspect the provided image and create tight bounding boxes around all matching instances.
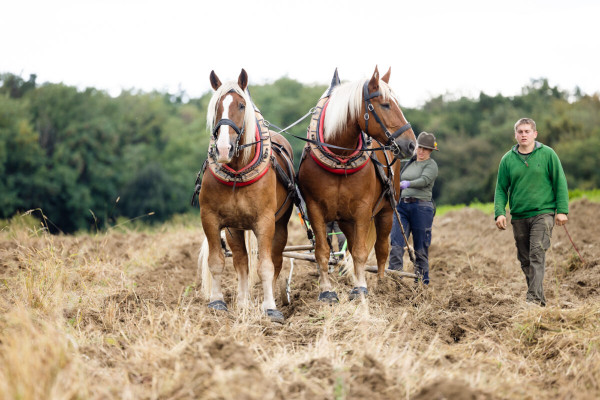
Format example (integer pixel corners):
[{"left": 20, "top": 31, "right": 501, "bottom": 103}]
[
  {"left": 207, "top": 82, "right": 257, "bottom": 164},
  {"left": 323, "top": 78, "right": 396, "bottom": 141}
]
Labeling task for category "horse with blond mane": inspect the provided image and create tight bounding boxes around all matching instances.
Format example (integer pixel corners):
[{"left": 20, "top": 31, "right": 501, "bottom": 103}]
[
  {"left": 298, "top": 66, "right": 417, "bottom": 302},
  {"left": 197, "top": 69, "right": 295, "bottom": 323}
]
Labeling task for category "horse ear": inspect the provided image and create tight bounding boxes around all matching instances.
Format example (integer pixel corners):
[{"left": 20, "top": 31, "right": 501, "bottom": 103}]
[
  {"left": 381, "top": 67, "right": 391, "bottom": 84},
  {"left": 238, "top": 69, "right": 248, "bottom": 91},
  {"left": 210, "top": 70, "right": 222, "bottom": 90},
  {"left": 331, "top": 68, "right": 341, "bottom": 87},
  {"left": 368, "top": 66, "right": 380, "bottom": 93}
]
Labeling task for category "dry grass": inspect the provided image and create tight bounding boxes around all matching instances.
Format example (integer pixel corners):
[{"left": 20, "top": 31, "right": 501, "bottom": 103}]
[{"left": 1, "top": 200, "right": 599, "bottom": 399}]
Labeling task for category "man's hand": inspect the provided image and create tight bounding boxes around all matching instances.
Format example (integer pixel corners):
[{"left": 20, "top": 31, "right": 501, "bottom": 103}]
[
  {"left": 400, "top": 180, "right": 410, "bottom": 190},
  {"left": 496, "top": 215, "right": 507, "bottom": 230},
  {"left": 555, "top": 213, "right": 568, "bottom": 226}
]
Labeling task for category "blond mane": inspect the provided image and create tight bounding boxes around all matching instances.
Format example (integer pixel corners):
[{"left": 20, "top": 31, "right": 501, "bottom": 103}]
[{"left": 323, "top": 79, "right": 396, "bottom": 141}]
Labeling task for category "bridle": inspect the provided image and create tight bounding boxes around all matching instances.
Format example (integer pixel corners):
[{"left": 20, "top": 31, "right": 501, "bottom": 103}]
[
  {"left": 362, "top": 81, "right": 414, "bottom": 159},
  {"left": 210, "top": 90, "right": 247, "bottom": 159}
]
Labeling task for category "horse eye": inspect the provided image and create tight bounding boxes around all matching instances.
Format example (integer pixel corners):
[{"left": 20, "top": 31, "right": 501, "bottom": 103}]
[
  {"left": 239, "top": 103, "right": 246, "bottom": 110},
  {"left": 381, "top": 103, "right": 391, "bottom": 109}
]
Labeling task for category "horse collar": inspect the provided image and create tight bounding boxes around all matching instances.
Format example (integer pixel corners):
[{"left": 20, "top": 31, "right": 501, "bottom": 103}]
[
  {"left": 305, "top": 96, "right": 371, "bottom": 175},
  {"left": 207, "top": 110, "right": 272, "bottom": 187}
]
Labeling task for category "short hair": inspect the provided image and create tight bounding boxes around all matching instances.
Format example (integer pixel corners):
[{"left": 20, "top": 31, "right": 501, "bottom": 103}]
[{"left": 514, "top": 118, "right": 536, "bottom": 132}]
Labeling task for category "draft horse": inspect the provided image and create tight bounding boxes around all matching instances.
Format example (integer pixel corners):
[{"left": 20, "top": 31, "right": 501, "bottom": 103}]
[
  {"left": 297, "top": 66, "right": 417, "bottom": 302},
  {"left": 197, "top": 69, "right": 295, "bottom": 322}
]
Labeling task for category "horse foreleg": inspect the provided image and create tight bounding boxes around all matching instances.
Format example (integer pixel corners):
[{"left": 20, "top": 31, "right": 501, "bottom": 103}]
[
  {"left": 348, "top": 220, "right": 371, "bottom": 299},
  {"left": 313, "top": 223, "right": 333, "bottom": 290},
  {"left": 226, "top": 228, "right": 250, "bottom": 308},
  {"left": 203, "top": 222, "right": 228, "bottom": 310},
  {"left": 254, "top": 219, "right": 277, "bottom": 312},
  {"left": 308, "top": 211, "right": 338, "bottom": 302}
]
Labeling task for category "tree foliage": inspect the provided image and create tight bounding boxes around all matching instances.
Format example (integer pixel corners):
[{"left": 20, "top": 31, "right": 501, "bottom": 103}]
[{"left": 1, "top": 72, "right": 598, "bottom": 232}]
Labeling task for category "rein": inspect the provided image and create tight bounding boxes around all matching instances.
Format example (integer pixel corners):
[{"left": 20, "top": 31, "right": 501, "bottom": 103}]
[
  {"left": 369, "top": 151, "right": 417, "bottom": 266},
  {"left": 367, "top": 140, "right": 417, "bottom": 266},
  {"left": 238, "top": 138, "right": 265, "bottom": 150},
  {"left": 266, "top": 117, "right": 402, "bottom": 155}
]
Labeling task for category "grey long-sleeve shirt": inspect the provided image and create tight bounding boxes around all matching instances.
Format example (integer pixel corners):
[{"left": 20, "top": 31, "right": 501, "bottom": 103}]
[{"left": 400, "top": 158, "right": 438, "bottom": 200}]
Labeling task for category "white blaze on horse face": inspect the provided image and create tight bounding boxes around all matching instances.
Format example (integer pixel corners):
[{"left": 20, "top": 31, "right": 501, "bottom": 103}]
[{"left": 216, "top": 94, "right": 234, "bottom": 163}]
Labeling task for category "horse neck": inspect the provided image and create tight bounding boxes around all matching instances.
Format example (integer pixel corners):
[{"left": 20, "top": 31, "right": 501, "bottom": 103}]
[
  {"left": 225, "top": 155, "right": 245, "bottom": 171},
  {"left": 326, "top": 121, "right": 363, "bottom": 156}
]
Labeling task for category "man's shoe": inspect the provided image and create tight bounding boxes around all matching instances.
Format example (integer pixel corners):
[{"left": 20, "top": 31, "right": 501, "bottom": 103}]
[{"left": 525, "top": 299, "right": 544, "bottom": 308}]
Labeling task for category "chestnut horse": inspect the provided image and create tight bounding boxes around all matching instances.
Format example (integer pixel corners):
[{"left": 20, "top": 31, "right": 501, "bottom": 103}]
[
  {"left": 297, "top": 67, "right": 417, "bottom": 302},
  {"left": 198, "top": 69, "right": 295, "bottom": 322}
]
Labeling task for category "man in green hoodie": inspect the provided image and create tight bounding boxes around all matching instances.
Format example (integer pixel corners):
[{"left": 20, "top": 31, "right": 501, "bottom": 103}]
[{"left": 494, "top": 118, "right": 569, "bottom": 306}]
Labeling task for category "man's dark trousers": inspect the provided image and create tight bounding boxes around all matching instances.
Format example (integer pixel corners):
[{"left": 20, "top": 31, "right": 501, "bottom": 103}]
[{"left": 511, "top": 213, "right": 554, "bottom": 306}]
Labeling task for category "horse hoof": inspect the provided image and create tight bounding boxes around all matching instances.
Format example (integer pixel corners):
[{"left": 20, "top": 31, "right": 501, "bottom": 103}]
[
  {"left": 318, "top": 291, "right": 339, "bottom": 303},
  {"left": 266, "top": 309, "right": 285, "bottom": 324},
  {"left": 207, "top": 300, "right": 228, "bottom": 311},
  {"left": 348, "top": 287, "right": 368, "bottom": 300}
]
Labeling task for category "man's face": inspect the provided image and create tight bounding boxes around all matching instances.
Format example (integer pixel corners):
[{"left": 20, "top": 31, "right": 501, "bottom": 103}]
[{"left": 514, "top": 124, "right": 538, "bottom": 148}]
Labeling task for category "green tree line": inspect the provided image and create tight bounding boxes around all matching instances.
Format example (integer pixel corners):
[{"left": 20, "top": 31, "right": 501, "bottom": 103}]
[{"left": 1, "top": 73, "right": 598, "bottom": 233}]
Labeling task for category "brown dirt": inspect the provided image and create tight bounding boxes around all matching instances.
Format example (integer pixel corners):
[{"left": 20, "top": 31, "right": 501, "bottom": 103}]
[
  {"left": 1, "top": 199, "right": 599, "bottom": 399},
  {"left": 411, "top": 379, "right": 493, "bottom": 400}
]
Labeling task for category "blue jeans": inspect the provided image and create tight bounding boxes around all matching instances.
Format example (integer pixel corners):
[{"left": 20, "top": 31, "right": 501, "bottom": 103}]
[{"left": 388, "top": 200, "right": 434, "bottom": 283}]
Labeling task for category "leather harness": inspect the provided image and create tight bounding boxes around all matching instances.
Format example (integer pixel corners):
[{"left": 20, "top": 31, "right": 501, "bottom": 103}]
[
  {"left": 191, "top": 108, "right": 299, "bottom": 219},
  {"left": 303, "top": 96, "right": 372, "bottom": 175},
  {"left": 206, "top": 110, "right": 272, "bottom": 187}
]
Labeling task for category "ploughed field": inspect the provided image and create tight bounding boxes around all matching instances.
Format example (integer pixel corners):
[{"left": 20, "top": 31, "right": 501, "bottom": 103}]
[{"left": 1, "top": 199, "right": 599, "bottom": 399}]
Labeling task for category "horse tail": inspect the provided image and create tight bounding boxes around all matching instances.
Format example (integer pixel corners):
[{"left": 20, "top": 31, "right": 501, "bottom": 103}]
[
  {"left": 198, "top": 237, "right": 211, "bottom": 299},
  {"left": 340, "top": 250, "right": 354, "bottom": 277},
  {"left": 245, "top": 230, "right": 259, "bottom": 289},
  {"left": 361, "top": 220, "right": 378, "bottom": 276}
]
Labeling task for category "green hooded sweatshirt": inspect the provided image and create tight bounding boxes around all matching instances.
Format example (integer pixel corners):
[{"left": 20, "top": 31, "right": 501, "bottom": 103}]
[{"left": 494, "top": 141, "right": 569, "bottom": 220}]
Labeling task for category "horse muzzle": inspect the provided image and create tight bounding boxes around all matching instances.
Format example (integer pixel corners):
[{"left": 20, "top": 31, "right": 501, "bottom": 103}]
[
  {"left": 392, "top": 138, "right": 416, "bottom": 160},
  {"left": 216, "top": 143, "right": 235, "bottom": 163}
]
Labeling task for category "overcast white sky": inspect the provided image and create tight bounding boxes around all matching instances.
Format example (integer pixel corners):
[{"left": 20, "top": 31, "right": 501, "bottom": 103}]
[{"left": 2, "top": 0, "right": 599, "bottom": 107}]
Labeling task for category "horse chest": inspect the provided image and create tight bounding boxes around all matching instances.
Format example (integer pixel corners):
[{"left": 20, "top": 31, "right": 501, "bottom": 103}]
[
  {"left": 211, "top": 193, "right": 266, "bottom": 224},
  {"left": 216, "top": 196, "right": 252, "bottom": 215}
]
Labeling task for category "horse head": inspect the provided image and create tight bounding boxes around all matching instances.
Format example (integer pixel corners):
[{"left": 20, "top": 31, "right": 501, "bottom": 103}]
[
  {"left": 360, "top": 66, "right": 417, "bottom": 159},
  {"left": 207, "top": 69, "right": 255, "bottom": 165}
]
